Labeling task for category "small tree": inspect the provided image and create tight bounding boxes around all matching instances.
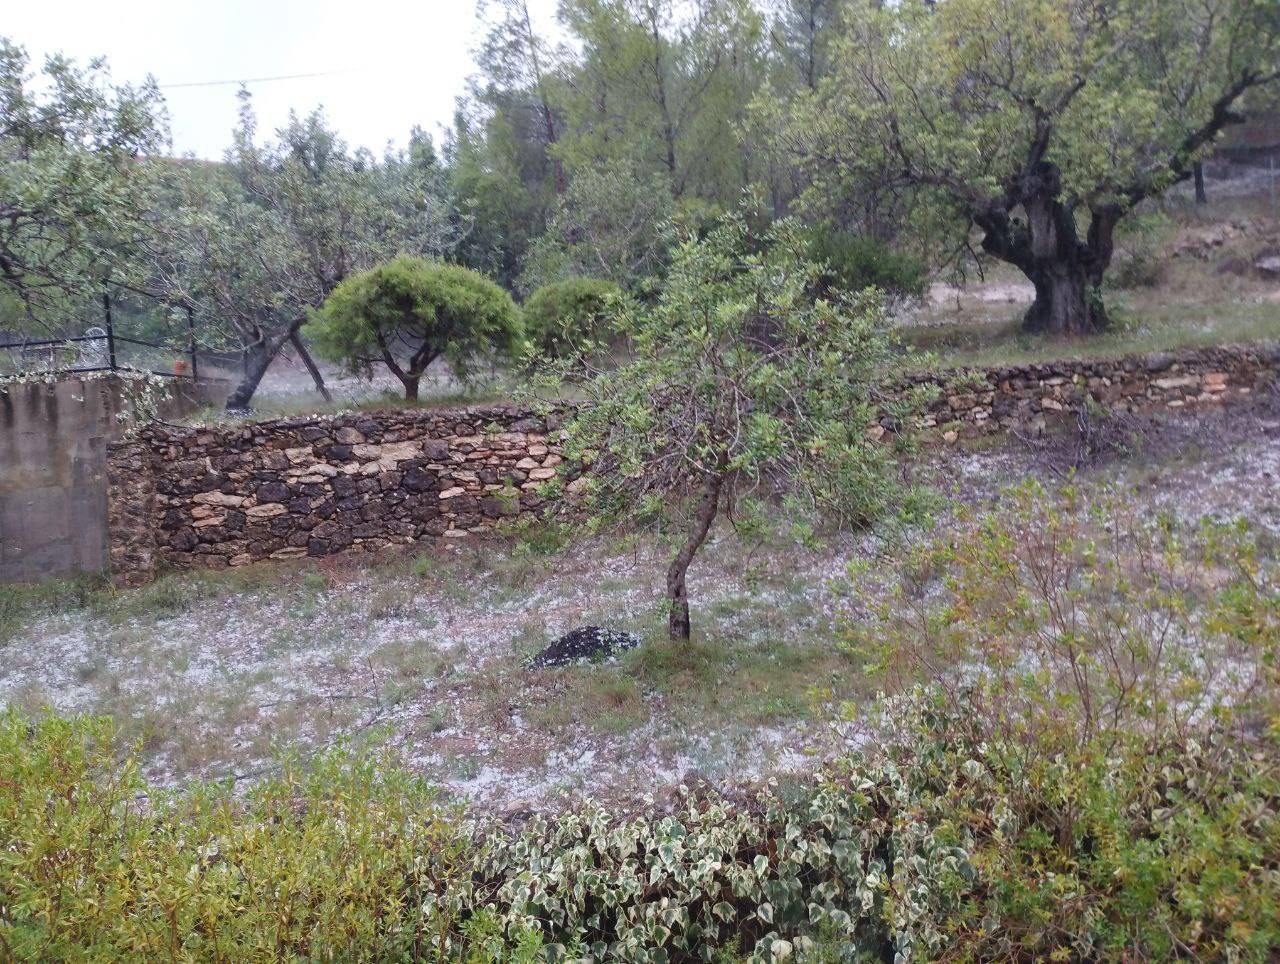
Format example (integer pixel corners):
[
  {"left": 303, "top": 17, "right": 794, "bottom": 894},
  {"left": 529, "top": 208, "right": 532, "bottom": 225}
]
[
  {"left": 308, "top": 256, "right": 522, "bottom": 401},
  {"left": 521, "top": 278, "right": 621, "bottom": 359},
  {"left": 550, "top": 212, "right": 915, "bottom": 640}
]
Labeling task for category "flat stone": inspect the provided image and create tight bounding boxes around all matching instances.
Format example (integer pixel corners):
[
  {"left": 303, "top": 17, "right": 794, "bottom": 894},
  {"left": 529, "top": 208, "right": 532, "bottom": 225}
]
[
  {"left": 528, "top": 467, "right": 557, "bottom": 481},
  {"left": 193, "top": 491, "right": 246, "bottom": 507},
  {"left": 246, "top": 503, "right": 288, "bottom": 519},
  {"left": 335, "top": 427, "right": 365, "bottom": 445},
  {"left": 380, "top": 441, "right": 420, "bottom": 462},
  {"left": 1153, "top": 375, "right": 1200, "bottom": 390},
  {"left": 439, "top": 486, "right": 467, "bottom": 499}
]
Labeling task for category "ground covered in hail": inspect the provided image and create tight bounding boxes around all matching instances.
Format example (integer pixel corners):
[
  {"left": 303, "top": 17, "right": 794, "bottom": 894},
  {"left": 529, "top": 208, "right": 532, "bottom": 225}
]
[{"left": 2, "top": 399, "right": 1278, "bottom": 815}]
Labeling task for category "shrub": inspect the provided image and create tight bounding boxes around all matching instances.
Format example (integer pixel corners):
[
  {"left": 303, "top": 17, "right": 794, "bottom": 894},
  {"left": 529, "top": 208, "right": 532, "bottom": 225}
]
[
  {"left": 521, "top": 278, "right": 621, "bottom": 359},
  {"left": 804, "top": 229, "right": 927, "bottom": 302},
  {"left": 308, "top": 256, "right": 522, "bottom": 401},
  {"left": 0, "top": 713, "right": 469, "bottom": 960},
  {"left": 846, "top": 480, "right": 1280, "bottom": 756},
  {"left": 5, "top": 698, "right": 1277, "bottom": 961}
]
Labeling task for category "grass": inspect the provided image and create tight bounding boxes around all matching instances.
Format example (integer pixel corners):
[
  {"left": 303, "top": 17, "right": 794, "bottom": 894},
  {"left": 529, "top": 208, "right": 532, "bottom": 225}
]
[{"left": 904, "top": 273, "right": 1280, "bottom": 369}]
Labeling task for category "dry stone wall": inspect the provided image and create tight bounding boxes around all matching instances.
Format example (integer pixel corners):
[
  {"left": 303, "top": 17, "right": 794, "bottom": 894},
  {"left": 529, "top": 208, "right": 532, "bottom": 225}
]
[
  {"left": 896, "top": 343, "right": 1278, "bottom": 443},
  {"left": 106, "top": 343, "right": 1279, "bottom": 583},
  {"left": 108, "top": 407, "right": 570, "bottom": 585}
]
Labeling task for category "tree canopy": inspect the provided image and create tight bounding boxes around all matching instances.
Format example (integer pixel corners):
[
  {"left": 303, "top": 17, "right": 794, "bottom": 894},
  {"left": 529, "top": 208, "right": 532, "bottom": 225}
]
[
  {"left": 764, "top": 0, "right": 1280, "bottom": 334},
  {"left": 147, "top": 94, "right": 459, "bottom": 409},
  {"left": 308, "top": 255, "right": 522, "bottom": 401},
  {"left": 0, "top": 39, "right": 165, "bottom": 330}
]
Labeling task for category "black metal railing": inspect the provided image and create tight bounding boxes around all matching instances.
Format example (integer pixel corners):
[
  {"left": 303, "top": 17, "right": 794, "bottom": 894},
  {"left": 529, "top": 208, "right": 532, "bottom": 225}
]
[{"left": 0, "top": 292, "right": 201, "bottom": 381}]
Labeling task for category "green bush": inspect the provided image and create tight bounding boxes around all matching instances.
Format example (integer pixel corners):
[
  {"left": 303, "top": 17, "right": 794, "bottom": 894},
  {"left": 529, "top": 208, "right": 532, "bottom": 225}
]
[
  {"left": 4, "top": 697, "right": 1277, "bottom": 961},
  {"left": 521, "top": 278, "right": 621, "bottom": 359},
  {"left": 308, "top": 256, "right": 522, "bottom": 401},
  {"left": 804, "top": 229, "right": 927, "bottom": 301},
  {"left": 0, "top": 714, "right": 470, "bottom": 960}
]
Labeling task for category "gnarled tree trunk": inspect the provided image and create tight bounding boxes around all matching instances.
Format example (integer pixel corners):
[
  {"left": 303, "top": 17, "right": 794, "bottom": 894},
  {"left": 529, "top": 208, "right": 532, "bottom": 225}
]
[
  {"left": 1023, "top": 263, "right": 1104, "bottom": 334},
  {"left": 977, "top": 162, "right": 1117, "bottom": 337},
  {"left": 224, "top": 317, "right": 304, "bottom": 411}
]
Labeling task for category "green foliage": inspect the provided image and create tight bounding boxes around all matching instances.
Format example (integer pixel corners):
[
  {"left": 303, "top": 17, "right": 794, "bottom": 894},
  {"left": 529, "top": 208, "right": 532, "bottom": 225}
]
[
  {"left": 0, "top": 38, "right": 165, "bottom": 329},
  {"left": 532, "top": 207, "right": 921, "bottom": 637},
  {"left": 521, "top": 277, "right": 621, "bottom": 358},
  {"left": 309, "top": 255, "right": 522, "bottom": 400},
  {"left": 833, "top": 482, "right": 1280, "bottom": 959},
  {"left": 1107, "top": 208, "right": 1177, "bottom": 290},
  {"left": 150, "top": 96, "right": 459, "bottom": 409},
  {"left": 764, "top": 0, "right": 1280, "bottom": 333},
  {"left": 0, "top": 713, "right": 469, "bottom": 960},
  {"left": 551, "top": 209, "right": 914, "bottom": 525},
  {"left": 518, "top": 165, "right": 678, "bottom": 293},
  {"left": 847, "top": 480, "right": 1280, "bottom": 754},
  {"left": 5, "top": 690, "right": 1277, "bottom": 960},
  {"left": 804, "top": 228, "right": 927, "bottom": 301}
]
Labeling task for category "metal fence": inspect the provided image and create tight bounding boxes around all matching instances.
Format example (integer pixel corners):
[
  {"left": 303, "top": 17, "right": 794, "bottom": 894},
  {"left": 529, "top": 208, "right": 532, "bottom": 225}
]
[{"left": 0, "top": 292, "right": 201, "bottom": 381}]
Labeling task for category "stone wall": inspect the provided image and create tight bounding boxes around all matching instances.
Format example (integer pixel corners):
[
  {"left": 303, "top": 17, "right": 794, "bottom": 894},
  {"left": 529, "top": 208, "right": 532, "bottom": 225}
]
[
  {"left": 898, "top": 342, "right": 1278, "bottom": 443},
  {"left": 108, "top": 407, "right": 570, "bottom": 584},
  {"left": 105, "top": 343, "right": 1279, "bottom": 584}
]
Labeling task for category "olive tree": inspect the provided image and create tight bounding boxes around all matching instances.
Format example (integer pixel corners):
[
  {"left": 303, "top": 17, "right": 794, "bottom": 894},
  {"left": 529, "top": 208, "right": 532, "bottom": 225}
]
[
  {"left": 0, "top": 39, "right": 164, "bottom": 328},
  {"left": 550, "top": 211, "right": 915, "bottom": 640},
  {"left": 767, "top": 0, "right": 1280, "bottom": 335},
  {"left": 307, "top": 256, "right": 522, "bottom": 401}
]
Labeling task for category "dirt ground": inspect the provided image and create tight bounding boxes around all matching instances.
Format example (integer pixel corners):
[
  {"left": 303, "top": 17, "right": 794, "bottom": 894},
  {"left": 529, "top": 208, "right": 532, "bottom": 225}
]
[{"left": 3, "top": 396, "right": 1277, "bottom": 815}]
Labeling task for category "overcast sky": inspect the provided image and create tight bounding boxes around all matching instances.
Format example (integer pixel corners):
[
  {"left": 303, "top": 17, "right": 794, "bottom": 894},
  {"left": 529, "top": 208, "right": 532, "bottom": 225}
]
[{"left": 6, "top": 0, "right": 560, "bottom": 159}]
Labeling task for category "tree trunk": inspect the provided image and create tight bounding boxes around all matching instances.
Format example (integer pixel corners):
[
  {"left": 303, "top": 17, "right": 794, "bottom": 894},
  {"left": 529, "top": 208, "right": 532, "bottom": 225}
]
[
  {"left": 401, "top": 376, "right": 420, "bottom": 402},
  {"left": 225, "top": 338, "right": 275, "bottom": 412},
  {"left": 666, "top": 471, "right": 724, "bottom": 641},
  {"left": 1023, "top": 265, "right": 1105, "bottom": 336},
  {"left": 225, "top": 320, "right": 301, "bottom": 411},
  {"left": 1194, "top": 162, "right": 1207, "bottom": 204},
  {"left": 289, "top": 330, "right": 332, "bottom": 403}
]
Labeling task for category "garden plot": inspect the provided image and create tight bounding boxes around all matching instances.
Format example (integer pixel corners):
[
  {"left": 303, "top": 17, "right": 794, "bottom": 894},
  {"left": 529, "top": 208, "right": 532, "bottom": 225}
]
[{"left": 2, "top": 419, "right": 1278, "bottom": 814}]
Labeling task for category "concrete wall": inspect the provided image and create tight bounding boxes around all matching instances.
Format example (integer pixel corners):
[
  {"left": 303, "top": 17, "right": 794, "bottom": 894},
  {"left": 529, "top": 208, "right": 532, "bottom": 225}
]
[{"left": 0, "top": 374, "right": 230, "bottom": 584}]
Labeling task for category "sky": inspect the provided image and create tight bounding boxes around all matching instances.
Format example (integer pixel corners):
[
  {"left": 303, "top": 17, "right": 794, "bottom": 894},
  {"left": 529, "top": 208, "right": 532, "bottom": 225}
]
[{"left": 6, "top": 0, "right": 560, "bottom": 159}]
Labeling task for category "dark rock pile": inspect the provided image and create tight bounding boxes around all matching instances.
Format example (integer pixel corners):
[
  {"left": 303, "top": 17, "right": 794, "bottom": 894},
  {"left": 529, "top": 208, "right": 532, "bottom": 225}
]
[{"left": 529, "top": 626, "right": 642, "bottom": 668}]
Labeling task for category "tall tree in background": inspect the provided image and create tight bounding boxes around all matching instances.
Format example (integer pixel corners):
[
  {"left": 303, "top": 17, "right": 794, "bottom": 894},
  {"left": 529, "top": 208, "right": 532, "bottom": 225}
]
[
  {"left": 0, "top": 39, "right": 165, "bottom": 330},
  {"left": 151, "top": 93, "right": 458, "bottom": 410},
  {"left": 450, "top": 1, "right": 569, "bottom": 287},
  {"left": 766, "top": 0, "right": 1280, "bottom": 335}
]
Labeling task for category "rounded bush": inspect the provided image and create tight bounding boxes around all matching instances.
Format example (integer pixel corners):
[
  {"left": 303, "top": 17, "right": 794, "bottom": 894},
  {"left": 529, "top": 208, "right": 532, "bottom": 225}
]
[
  {"left": 522, "top": 278, "right": 621, "bottom": 358},
  {"left": 805, "top": 228, "right": 927, "bottom": 300},
  {"left": 309, "top": 256, "right": 522, "bottom": 399}
]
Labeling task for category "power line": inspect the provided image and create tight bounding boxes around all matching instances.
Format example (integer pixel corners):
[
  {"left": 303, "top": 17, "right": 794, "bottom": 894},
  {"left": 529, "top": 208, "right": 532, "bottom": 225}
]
[{"left": 158, "top": 68, "right": 357, "bottom": 90}]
